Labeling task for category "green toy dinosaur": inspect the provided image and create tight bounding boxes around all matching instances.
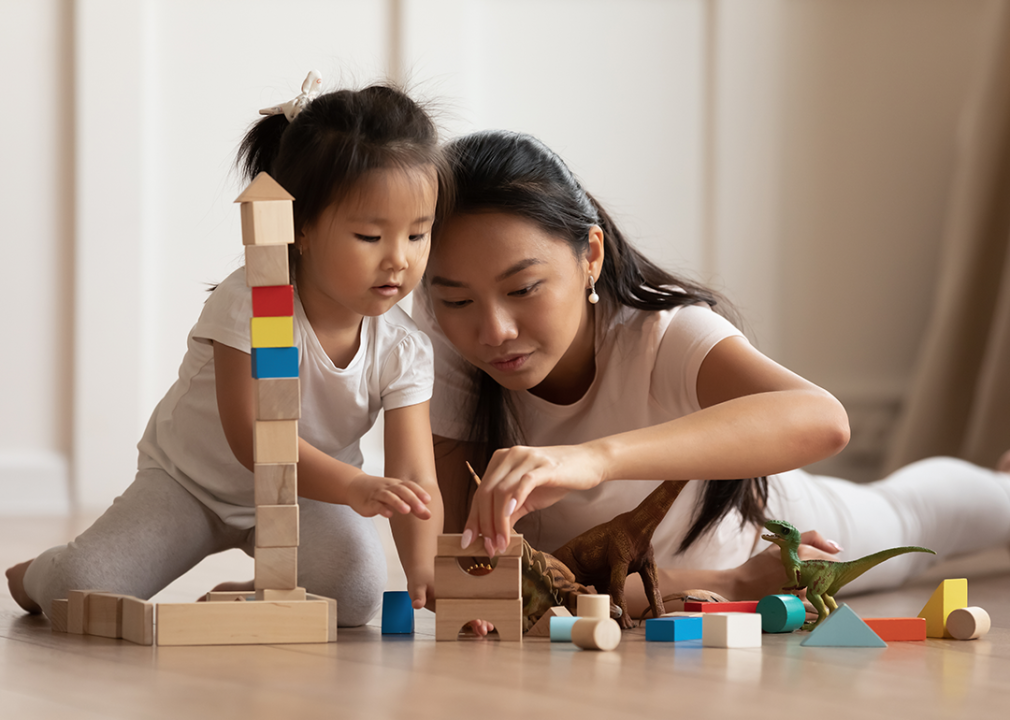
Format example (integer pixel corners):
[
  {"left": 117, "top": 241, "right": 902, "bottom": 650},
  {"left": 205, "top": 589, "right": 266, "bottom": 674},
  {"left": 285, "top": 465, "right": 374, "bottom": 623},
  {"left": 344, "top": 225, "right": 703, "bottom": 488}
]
[{"left": 762, "top": 520, "right": 936, "bottom": 630}]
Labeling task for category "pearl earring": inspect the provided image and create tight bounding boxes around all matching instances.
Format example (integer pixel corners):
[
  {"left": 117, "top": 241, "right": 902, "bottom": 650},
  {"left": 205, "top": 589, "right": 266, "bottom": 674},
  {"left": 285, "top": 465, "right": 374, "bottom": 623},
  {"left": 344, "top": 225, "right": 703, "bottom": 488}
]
[{"left": 588, "top": 275, "right": 599, "bottom": 304}]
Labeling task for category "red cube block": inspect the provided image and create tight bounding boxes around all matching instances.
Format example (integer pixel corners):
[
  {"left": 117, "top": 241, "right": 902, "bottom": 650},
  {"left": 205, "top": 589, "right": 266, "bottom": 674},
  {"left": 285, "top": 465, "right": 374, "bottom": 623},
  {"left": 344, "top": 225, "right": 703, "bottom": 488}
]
[{"left": 252, "top": 285, "right": 294, "bottom": 317}]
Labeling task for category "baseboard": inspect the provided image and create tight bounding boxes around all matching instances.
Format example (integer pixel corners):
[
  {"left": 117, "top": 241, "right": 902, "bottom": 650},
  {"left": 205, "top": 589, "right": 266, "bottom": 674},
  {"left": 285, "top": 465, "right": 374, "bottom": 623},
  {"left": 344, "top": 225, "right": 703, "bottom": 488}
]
[{"left": 0, "top": 450, "right": 71, "bottom": 514}]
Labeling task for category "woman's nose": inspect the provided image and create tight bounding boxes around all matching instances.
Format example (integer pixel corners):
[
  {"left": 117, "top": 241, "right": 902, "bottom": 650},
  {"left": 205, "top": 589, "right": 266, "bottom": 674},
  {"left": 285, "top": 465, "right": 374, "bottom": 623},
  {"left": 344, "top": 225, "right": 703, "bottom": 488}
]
[{"left": 477, "top": 305, "right": 517, "bottom": 346}]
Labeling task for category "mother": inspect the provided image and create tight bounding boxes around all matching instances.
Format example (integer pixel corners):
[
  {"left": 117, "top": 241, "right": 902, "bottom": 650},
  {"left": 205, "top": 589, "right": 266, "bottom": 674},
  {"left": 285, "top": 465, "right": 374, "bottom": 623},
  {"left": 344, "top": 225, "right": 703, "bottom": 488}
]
[{"left": 416, "top": 130, "right": 1010, "bottom": 620}]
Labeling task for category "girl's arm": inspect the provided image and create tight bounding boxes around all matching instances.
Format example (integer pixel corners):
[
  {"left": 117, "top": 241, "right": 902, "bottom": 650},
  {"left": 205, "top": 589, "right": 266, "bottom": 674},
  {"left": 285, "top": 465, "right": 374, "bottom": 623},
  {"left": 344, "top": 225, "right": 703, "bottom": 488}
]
[
  {"left": 213, "top": 341, "right": 431, "bottom": 519},
  {"left": 384, "top": 402, "right": 443, "bottom": 610},
  {"left": 467, "top": 336, "right": 850, "bottom": 553}
]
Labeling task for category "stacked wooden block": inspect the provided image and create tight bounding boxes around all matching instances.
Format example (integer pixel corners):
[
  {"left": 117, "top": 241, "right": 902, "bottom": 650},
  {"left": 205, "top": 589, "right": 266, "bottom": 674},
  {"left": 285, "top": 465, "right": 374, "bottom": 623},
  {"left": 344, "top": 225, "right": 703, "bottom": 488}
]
[{"left": 434, "top": 533, "right": 523, "bottom": 642}]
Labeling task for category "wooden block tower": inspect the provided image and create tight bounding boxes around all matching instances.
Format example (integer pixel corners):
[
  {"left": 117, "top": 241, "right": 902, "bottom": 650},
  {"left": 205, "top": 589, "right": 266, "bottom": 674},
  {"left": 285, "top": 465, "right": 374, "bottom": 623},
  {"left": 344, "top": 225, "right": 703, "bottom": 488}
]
[{"left": 434, "top": 533, "right": 523, "bottom": 642}]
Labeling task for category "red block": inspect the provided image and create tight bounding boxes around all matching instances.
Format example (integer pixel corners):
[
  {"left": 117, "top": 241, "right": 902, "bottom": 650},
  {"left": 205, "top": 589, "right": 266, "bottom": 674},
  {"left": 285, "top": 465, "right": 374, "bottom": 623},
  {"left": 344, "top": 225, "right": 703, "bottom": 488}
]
[
  {"left": 252, "top": 285, "right": 294, "bottom": 317},
  {"left": 863, "top": 617, "right": 926, "bottom": 641},
  {"left": 684, "top": 601, "right": 759, "bottom": 613}
]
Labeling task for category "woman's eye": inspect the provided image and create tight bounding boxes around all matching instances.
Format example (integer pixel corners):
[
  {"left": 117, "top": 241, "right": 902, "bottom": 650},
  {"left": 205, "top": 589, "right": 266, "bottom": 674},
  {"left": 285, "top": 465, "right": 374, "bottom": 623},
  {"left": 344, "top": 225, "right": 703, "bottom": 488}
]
[
  {"left": 355, "top": 234, "right": 380, "bottom": 242},
  {"left": 510, "top": 283, "right": 539, "bottom": 297},
  {"left": 440, "top": 299, "right": 470, "bottom": 308}
]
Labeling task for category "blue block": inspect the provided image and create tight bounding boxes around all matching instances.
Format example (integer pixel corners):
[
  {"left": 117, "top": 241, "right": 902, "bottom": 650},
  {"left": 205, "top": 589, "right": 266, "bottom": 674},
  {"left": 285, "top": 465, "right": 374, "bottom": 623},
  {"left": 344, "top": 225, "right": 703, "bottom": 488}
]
[
  {"left": 550, "top": 616, "right": 580, "bottom": 642},
  {"left": 645, "top": 616, "right": 703, "bottom": 642},
  {"left": 801, "top": 604, "right": 887, "bottom": 647},
  {"left": 757, "top": 594, "right": 806, "bottom": 633},
  {"left": 251, "top": 346, "right": 299, "bottom": 379},
  {"left": 381, "top": 591, "right": 414, "bottom": 634}
]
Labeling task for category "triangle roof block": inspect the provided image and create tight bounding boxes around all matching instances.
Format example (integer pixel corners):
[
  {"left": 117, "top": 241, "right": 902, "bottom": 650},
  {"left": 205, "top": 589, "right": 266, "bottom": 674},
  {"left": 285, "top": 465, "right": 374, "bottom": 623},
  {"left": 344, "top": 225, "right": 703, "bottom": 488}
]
[
  {"left": 235, "top": 173, "right": 295, "bottom": 203},
  {"left": 800, "top": 604, "right": 887, "bottom": 648}
]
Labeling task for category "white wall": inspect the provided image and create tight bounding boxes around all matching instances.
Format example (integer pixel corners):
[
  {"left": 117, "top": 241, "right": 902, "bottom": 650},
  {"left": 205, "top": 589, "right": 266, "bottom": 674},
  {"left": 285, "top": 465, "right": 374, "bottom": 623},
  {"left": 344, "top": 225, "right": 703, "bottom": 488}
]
[{"left": 0, "top": 0, "right": 1001, "bottom": 514}]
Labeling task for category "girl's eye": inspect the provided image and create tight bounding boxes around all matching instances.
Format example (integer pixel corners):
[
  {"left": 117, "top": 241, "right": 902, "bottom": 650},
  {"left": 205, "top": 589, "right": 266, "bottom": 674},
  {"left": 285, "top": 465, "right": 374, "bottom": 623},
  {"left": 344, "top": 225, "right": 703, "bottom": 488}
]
[
  {"left": 355, "top": 234, "right": 380, "bottom": 242},
  {"left": 409, "top": 233, "right": 429, "bottom": 242}
]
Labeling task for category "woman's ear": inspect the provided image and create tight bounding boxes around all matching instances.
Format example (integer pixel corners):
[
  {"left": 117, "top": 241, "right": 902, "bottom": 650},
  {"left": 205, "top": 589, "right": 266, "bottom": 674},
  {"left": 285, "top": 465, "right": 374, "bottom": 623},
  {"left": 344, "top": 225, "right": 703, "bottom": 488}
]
[{"left": 586, "top": 225, "right": 605, "bottom": 282}]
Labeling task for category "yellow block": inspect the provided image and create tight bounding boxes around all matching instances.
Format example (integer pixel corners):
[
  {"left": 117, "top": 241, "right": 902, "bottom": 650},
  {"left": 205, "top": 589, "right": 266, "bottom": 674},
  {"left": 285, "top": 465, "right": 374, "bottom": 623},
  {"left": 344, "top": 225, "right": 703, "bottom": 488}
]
[
  {"left": 251, "top": 316, "right": 294, "bottom": 348},
  {"left": 918, "top": 578, "right": 967, "bottom": 638}
]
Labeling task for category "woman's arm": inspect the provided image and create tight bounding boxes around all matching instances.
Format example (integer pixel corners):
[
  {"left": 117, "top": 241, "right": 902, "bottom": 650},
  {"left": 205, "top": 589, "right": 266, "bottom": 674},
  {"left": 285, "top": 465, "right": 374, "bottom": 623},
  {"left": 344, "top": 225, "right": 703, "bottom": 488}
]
[
  {"left": 467, "top": 336, "right": 850, "bottom": 552},
  {"left": 213, "top": 341, "right": 431, "bottom": 518},
  {"left": 385, "top": 402, "right": 444, "bottom": 610}
]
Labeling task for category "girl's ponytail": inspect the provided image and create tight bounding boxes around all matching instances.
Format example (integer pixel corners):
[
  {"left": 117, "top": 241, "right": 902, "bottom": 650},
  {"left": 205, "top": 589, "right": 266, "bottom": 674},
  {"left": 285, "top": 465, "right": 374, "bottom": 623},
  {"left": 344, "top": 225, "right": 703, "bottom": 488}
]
[{"left": 238, "top": 113, "right": 289, "bottom": 182}]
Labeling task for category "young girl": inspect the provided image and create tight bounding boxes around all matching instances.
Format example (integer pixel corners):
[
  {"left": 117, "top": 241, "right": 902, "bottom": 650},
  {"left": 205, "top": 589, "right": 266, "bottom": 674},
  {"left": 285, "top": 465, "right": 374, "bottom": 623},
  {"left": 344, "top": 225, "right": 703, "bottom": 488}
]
[
  {"left": 7, "top": 77, "right": 445, "bottom": 626},
  {"left": 417, "top": 130, "right": 1010, "bottom": 625}
]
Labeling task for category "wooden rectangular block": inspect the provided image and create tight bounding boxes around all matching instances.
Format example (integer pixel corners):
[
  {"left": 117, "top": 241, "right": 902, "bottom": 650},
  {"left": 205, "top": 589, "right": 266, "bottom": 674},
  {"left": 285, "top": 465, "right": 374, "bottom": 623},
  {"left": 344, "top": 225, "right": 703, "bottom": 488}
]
[
  {"left": 255, "top": 546, "right": 298, "bottom": 590},
  {"left": 436, "top": 533, "right": 523, "bottom": 558},
  {"left": 435, "top": 598, "right": 523, "bottom": 642},
  {"left": 86, "top": 593, "right": 125, "bottom": 638},
  {"left": 702, "top": 612, "right": 762, "bottom": 648},
  {"left": 250, "top": 316, "right": 294, "bottom": 349},
  {"left": 67, "top": 589, "right": 91, "bottom": 634},
  {"left": 50, "top": 598, "right": 69, "bottom": 633},
  {"left": 306, "top": 593, "right": 338, "bottom": 642},
  {"left": 256, "top": 504, "right": 300, "bottom": 548},
  {"left": 121, "top": 597, "right": 154, "bottom": 646},
  {"left": 864, "top": 617, "right": 927, "bottom": 641},
  {"left": 241, "top": 199, "right": 294, "bottom": 246},
  {"left": 254, "top": 420, "right": 299, "bottom": 464},
  {"left": 245, "top": 245, "right": 290, "bottom": 287},
  {"left": 252, "top": 285, "right": 295, "bottom": 317},
  {"left": 251, "top": 346, "right": 299, "bottom": 379},
  {"left": 156, "top": 600, "right": 328, "bottom": 646},
  {"left": 435, "top": 556, "right": 520, "bottom": 600},
  {"left": 684, "top": 600, "right": 759, "bottom": 614},
  {"left": 257, "top": 587, "right": 307, "bottom": 602},
  {"left": 205, "top": 591, "right": 254, "bottom": 602},
  {"left": 255, "top": 463, "right": 297, "bottom": 505},
  {"left": 255, "top": 378, "right": 301, "bottom": 421}
]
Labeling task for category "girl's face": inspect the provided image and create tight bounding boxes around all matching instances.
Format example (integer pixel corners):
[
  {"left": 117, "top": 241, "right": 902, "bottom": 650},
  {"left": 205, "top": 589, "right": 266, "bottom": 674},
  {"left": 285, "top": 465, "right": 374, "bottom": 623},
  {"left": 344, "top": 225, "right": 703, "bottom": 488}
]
[
  {"left": 297, "top": 166, "right": 436, "bottom": 330},
  {"left": 427, "top": 212, "right": 603, "bottom": 404}
]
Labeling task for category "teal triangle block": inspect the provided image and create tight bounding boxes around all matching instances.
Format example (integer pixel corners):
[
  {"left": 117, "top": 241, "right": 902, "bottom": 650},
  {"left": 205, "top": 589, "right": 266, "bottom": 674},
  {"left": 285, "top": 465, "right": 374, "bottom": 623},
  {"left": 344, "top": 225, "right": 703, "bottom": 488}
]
[{"left": 800, "top": 604, "right": 887, "bottom": 647}]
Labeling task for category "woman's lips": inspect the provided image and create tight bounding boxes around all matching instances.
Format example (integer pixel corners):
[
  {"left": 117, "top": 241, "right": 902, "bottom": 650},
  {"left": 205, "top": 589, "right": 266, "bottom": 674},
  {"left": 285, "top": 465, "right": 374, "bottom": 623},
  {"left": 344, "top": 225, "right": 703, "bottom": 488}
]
[{"left": 488, "top": 353, "right": 530, "bottom": 372}]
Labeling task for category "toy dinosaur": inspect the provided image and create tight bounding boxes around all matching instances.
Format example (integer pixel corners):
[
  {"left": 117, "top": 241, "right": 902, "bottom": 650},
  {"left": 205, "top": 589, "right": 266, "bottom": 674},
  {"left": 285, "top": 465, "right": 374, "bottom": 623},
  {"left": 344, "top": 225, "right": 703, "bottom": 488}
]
[
  {"left": 762, "top": 519, "right": 936, "bottom": 630},
  {"left": 550, "top": 480, "right": 690, "bottom": 629}
]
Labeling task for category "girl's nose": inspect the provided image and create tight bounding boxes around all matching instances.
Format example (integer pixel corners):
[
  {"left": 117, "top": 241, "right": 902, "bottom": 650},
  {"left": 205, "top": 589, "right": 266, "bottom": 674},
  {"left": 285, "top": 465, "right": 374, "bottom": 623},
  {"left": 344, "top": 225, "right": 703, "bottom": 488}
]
[
  {"left": 383, "top": 238, "right": 409, "bottom": 270},
  {"left": 477, "top": 304, "right": 517, "bottom": 347}
]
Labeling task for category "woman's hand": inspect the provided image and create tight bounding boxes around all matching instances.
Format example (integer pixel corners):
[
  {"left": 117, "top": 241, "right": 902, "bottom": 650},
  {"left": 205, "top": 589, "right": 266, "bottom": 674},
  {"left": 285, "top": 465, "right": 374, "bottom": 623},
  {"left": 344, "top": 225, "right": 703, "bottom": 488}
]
[
  {"left": 346, "top": 473, "right": 432, "bottom": 520},
  {"left": 733, "top": 529, "right": 843, "bottom": 599},
  {"left": 463, "top": 444, "right": 605, "bottom": 555}
]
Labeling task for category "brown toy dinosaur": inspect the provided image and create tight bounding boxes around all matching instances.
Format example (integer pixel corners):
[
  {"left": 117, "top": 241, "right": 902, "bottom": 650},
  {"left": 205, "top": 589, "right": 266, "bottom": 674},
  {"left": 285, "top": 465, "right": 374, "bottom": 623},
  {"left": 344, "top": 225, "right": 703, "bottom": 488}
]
[{"left": 549, "top": 479, "right": 689, "bottom": 629}]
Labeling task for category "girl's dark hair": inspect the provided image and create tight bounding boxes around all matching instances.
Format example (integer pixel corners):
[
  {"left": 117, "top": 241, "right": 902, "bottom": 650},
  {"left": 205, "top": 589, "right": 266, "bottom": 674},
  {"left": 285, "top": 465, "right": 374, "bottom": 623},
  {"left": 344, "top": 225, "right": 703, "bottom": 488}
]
[
  {"left": 432, "top": 130, "right": 767, "bottom": 553},
  {"left": 236, "top": 83, "right": 445, "bottom": 281}
]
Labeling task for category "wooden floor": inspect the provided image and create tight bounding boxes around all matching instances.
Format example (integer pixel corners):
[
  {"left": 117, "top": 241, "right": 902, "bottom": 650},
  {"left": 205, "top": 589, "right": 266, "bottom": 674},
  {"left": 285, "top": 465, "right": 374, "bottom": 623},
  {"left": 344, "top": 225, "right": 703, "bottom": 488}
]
[{"left": 3, "top": 515, "right": 1010, "bottom": 719}]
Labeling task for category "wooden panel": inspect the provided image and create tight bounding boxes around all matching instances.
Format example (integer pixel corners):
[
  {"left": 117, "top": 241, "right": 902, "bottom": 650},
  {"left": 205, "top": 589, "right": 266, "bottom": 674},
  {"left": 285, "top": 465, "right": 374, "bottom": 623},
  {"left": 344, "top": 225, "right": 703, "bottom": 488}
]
[
  {"left": 256, "top": 587, "right": 307, "bottom": 602},
  {"left": 435, "top": 598, "right": 522, "bottom": 642},
  {"left": 86, "top": 593, "right": 124, "bottom": 639},
  {"left": 306, "top": 593, "right": 338, "bottom": 643},
  {"left": 245, "top": 245, "right": 290, "bottom": 287},
  {"left": 255, "top": 463, "right": 297, "bottom": 505},
  {"left": 255, "top": 546, "right": 298, "bottom": 590},
  {"left": 255, "top": 378, "right": 301, "bottom": 421},
  {"left": 436, "top": 533, "right": 523, "bottom": 558},
  {"left": 67, "top": 589, "right": 90, "bottom": 634},
  {"left": 50, "top": 598, "right": 69, "bottom": 633},
  {"left": 156, "top": 600, "right": 329, "bottom": 646},
  {"left": 434, "top": 556, "right": 520, "bottom": 600},
  {"left": 254, "top": 420, "right": 299, "bottom": 464},
  {"left": 121, "top": 597, "right": 153, "bottom": 646}
]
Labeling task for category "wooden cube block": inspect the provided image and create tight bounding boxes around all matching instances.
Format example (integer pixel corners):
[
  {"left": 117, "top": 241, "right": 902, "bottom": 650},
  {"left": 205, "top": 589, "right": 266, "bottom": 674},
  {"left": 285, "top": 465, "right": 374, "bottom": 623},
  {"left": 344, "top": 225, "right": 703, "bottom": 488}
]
[
  {"left": 254, "top": 420, "right": 299, "bottom": 464},
  {"left": 256, "top": 587, "right": 307, "bottom": 602},
  {"left": 306, "top": 593, "right": 338, "bottom": 642},
  {"left": 255, "top": 546, "right": 298, "bottom": 590},
  {"left": 240, "top": 200, "right": 294, "bottom": 246},
  {"left": 245, "top": 245, "right": 289, "bottom": 287},
  {"left": 50, "top": 598, "right": 69, "bottom": 633},
  {"left": 86, "top": 592, "right": 125, "bottom": 638},
  {"left": 156, "top": 600, "right": 329, "bottom": 646},
  {"left": 255, "top": 378, "right": 301, "bottom": 421},
  {"left": 381, "top": 591, "right": 414, "bottom": 634},
  {"left": 434, "top": 556, "right": 520, "bottom": 600},
  {"left": 435, "top": 598, "right": 522, "bottom": 642},
  {"left": 702, "top": 612, "right": 762, "bottom": 648},
  {"left": 122, "top": 597, "right": 154, "bottom": 646},
  {"left": 250, "top": 316, "right": 294, "bottom": 349},
  {"left": 251, "top": 347, "right": 299, "bottom": 379},
  {"left": 255, "top": 463, "right": 297, "bottom": 505},
  {"left": 435, "top": 533, "right": 523, "bottom": 558},
  {"left": 256, "top": 504, "right": 300, "bottom": 548},
  {"left": 252, "top": 285, "right": 295, "bottom": 317}
]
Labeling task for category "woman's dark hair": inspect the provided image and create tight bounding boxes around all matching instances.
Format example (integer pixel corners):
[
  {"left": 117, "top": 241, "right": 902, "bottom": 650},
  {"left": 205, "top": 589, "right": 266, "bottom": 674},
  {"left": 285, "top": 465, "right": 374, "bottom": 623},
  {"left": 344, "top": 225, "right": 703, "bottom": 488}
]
[
  {"left": 236, "top": 83, "right": 445, "bottom": 281},
  {"left": 431, "top": 130, "right": 767, "bottom": 553}
]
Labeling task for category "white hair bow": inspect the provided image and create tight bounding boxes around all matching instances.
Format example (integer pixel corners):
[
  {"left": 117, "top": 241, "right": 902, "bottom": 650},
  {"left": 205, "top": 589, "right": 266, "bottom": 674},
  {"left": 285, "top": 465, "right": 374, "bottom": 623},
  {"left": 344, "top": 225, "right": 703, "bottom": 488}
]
[{"left": 259, "top": 70, "right": 323, "bottom": 122}]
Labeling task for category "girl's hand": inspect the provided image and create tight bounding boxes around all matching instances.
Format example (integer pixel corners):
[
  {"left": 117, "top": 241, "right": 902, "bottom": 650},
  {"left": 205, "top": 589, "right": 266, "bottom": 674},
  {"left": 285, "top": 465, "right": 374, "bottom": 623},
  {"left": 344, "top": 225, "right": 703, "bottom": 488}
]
[
  {"left": 734, "top": 529, "right": 843, "bottom": 599},
  {"left": 465, "top": 444, "right": 604, "bottom": 555},
  {"left": 346, "top": 473, "right": 432, "bottom": 519}
]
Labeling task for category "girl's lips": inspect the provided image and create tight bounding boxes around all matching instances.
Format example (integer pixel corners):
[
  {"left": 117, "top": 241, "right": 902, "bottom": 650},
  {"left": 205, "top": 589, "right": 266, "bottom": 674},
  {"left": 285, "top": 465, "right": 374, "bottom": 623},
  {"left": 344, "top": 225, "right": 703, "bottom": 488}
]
[
  {"left": 488, "top": 353, "right": 530, "bottom": 372},
  {"left": 372, "top": 285, "right": 400, "bottom": 297}
]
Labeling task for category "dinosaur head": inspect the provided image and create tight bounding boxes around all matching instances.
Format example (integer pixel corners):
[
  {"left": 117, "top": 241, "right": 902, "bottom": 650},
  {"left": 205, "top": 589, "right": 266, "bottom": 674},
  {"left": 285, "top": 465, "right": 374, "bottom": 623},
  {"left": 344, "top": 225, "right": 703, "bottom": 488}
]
[{"left": 762, "top": 520, "right": 801, "bottom": 549}]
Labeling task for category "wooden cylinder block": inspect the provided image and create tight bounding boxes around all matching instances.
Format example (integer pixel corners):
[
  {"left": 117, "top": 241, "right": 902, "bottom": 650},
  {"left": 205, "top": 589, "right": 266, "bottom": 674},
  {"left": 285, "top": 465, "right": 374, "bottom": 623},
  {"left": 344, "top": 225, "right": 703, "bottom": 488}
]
[
  {"left": 571, "top": 618, "right": 622, "bottom": 651},
  {"left": 945, "top": 606, "right": 991, "bottom": 640},
  {"left": 577, "top": 593, "right": 611, "bottom": 620}
]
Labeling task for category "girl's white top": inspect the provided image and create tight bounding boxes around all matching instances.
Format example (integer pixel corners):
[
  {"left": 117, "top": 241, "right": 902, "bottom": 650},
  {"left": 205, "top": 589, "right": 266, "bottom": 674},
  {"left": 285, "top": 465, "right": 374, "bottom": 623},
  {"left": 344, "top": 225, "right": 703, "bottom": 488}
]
[
  {"left": 138, "top": 268, "right": 434, "bottom": 528},
  {"left": 413, "top": 296, "right": 764, "bottom": 570}
]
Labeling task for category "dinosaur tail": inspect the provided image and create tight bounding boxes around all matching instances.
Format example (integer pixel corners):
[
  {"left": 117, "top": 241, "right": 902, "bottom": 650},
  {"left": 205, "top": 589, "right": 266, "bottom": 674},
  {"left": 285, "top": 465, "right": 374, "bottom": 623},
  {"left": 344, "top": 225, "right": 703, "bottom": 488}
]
[{"left": 832, "top": 545, "right": 936, "bottom": 591}]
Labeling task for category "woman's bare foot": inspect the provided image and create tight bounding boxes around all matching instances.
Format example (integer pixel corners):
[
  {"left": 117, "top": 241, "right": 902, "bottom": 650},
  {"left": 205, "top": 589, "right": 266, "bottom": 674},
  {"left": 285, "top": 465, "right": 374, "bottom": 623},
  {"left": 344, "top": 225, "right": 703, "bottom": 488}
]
[
  {"left": 998, "top": 449, "right": 1010, "bottom": 474},
  {"left": 196, "top": 579, "right": 255, "bottom": 602},
  {"left": 5, "top": 560, "right": 42, "bottom": 614}
]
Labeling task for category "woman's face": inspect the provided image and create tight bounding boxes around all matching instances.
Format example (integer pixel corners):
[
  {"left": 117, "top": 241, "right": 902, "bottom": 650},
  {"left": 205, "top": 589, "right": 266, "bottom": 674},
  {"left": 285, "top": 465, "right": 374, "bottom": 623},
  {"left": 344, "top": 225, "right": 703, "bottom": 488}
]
[{"left": 426, "top": 212, "right": 601, "bottom": 403}]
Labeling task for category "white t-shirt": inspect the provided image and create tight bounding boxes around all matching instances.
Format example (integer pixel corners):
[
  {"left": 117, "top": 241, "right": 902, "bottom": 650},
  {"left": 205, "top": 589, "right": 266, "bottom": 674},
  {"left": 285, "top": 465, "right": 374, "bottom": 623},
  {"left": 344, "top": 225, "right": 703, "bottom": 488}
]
[
  {"left": 414, "top": 297, "right": 760, "bottom": 571},
  {"left": 138, "top": 268, "right": 434, "bottom": 528}
]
